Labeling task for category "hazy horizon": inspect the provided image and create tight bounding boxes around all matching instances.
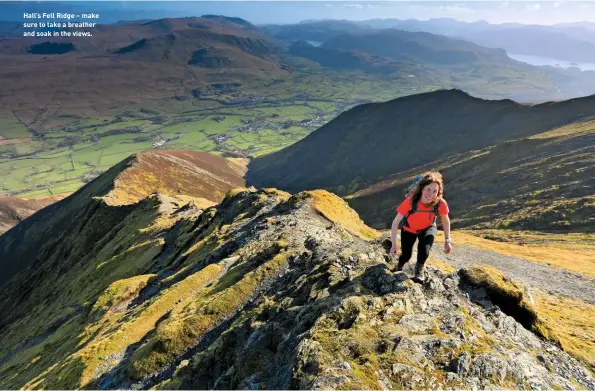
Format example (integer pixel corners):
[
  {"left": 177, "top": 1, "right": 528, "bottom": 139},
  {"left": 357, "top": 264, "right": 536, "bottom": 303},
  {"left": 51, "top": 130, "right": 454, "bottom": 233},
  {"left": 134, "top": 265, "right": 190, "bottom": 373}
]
[{"left": 3, "top": 1, "right": 595, "bottom": 26}]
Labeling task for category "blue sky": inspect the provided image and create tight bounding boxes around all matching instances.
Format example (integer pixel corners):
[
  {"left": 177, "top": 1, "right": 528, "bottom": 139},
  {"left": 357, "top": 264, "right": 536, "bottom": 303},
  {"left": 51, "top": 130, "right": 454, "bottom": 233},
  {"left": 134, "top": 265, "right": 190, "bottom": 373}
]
[{"left": 4, "top": 1, "right": 595, "bottom": 25}]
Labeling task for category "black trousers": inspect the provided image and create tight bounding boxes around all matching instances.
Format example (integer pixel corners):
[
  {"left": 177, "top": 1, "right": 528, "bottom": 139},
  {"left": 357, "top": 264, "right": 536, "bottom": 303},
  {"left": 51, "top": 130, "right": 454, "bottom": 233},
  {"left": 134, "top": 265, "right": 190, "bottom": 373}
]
[{"left": 397, "top": 226, "right": 437, "bottom": 266}]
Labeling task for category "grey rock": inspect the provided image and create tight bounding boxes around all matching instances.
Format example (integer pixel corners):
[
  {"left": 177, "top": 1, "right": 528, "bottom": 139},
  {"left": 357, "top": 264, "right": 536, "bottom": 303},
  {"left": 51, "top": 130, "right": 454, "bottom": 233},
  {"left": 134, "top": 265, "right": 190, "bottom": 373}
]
[
  {"left": 398, "top": 313, "right": 436, "bottom": 334},
  {"left": 427, "top": 277, "right": 446, "bottom": 293},
  {"left": 445, "top": 372, "right": 460, "bottom": 383},
  {"left": 380, "top": 284, "right": 392, "bottom": 294},
  {"left": 393, "top": 337, "right": 431, "bottom": 367},
  {"left": 393, "top": 272, "right": 409, "bottom": 284},
  {"left": 312, "top": 374, "right": 350, "bottom": 390},
  {"left": 390, "top": 363, "right": 426, "bottom": 388},
  {"left": 443, "top": 277, "right": 458, "bottom": 291},
  {"left": 377, "top": 369, "right": 393, "bottom": 390},
  {"left": 468, "top": 353, "right": 508, "bottom": 383},
  {"left": 440, "top": 311, "right": 466, "bottom": 334},
  {"left": 451, "top": 352, "right": 471, "bottom": 376}
]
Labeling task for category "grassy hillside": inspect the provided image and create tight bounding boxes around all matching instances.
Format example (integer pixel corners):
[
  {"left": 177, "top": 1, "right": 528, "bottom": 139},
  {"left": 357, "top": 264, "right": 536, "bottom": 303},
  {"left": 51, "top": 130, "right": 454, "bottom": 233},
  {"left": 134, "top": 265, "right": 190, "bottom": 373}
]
[
  {"left": 345, "top": 119, "right": 595, "bottom": 232},
  {"left": 0, "top": 149, "right": 245, "bottom": 289},
  {"left": 2, "top": 16, "right": 594, "bottom": 200},
  {"left": 247, "top": 89, "right": 595, "bottom": 199},
  {"left": 434, "top": 230, "right": 595, "bottom": 276},
  {"left": 0, "top": 178, "right": 593, "bottom": 389},
  {"left": 0, "top": 195, "right": 66, "bottom": 234}
]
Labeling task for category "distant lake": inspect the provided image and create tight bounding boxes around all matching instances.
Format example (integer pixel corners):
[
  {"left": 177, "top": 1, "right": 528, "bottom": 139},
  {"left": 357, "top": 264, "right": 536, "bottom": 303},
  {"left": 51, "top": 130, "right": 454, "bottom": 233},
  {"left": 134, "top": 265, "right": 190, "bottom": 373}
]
[
  {"left": 507, "top": 52, "right": 595, "bottom": 72},
  {"left": 306, "top": 40, "right": 323, "bottom": 47}
]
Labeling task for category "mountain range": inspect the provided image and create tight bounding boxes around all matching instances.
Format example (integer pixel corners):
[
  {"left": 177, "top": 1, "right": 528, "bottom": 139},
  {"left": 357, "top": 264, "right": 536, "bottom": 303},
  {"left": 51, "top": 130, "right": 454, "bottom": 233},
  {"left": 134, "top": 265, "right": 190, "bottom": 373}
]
[
  {"left": 2, "top": 88, "right": 594, "bottom": 235},
  {"left": 3, "top": 13, "right": 595, "bottom": 128},
  {"left": 346, "top": 18, "right": 595, "bottom": 63}
]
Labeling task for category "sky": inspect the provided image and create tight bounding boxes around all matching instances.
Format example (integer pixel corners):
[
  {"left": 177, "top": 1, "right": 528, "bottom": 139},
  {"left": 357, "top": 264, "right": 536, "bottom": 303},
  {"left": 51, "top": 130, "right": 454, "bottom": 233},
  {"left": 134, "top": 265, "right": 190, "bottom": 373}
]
[
  {"left": 3, "top": 1, "right": 595, "bottom": 25},
  {"left": 262, "top": 1, "right": 595, "bottom": 25}
]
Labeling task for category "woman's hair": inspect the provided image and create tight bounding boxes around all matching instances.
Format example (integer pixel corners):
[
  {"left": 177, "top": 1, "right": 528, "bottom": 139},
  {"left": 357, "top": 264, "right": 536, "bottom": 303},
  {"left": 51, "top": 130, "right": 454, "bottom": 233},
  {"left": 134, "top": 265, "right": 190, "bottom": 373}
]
[{"left": 409, "top": 171, "right": 444, "bottom": 206}]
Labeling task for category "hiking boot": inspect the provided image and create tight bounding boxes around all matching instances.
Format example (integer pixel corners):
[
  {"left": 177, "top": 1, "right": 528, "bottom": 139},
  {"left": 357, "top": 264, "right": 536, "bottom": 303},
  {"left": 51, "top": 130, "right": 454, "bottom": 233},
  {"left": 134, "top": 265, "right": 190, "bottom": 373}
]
[
  {"left": 413, "top": 263, "right": 426, "bottom": 282},
  {"left": 395, "top": 259, "right": 407, "bottom": 272}
]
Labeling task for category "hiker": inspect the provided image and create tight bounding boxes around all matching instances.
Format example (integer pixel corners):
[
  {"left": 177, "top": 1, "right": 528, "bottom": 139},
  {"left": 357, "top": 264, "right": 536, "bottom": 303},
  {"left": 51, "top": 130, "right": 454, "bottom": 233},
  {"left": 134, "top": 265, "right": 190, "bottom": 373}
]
[{"left": 390, "top": 171, "right": 453, "bottom": 281}]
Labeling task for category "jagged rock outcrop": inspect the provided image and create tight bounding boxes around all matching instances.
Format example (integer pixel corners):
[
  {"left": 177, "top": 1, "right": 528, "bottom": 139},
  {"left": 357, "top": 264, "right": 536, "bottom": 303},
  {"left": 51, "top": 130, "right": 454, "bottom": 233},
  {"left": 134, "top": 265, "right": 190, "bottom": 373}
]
[{"left": 0, "top": 184, "right": 593, "bottom": 390}]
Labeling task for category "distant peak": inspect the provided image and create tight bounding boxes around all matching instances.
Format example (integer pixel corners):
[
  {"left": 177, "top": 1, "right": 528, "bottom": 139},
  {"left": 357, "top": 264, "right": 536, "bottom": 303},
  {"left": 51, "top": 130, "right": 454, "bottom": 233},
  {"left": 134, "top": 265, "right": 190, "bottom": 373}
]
[
  {"left": 100, "top": 150, "right": 246, "bottom": 206},
  {"left": 200, "top": 15, "right": 254, "bottom": 27},
  {"left": 402, "top": 88, "right": 474, "bottom": 100}
]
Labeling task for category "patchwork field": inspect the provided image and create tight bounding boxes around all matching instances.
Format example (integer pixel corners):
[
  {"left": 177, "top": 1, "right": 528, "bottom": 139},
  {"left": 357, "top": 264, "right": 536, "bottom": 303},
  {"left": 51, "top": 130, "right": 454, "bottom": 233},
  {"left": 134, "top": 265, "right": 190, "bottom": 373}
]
[
  {"left": 0, "top": 69, "right": 446, "bottom": 197},
  {"left": 0, "top": 53, "right": 565, "bottom": 199}
]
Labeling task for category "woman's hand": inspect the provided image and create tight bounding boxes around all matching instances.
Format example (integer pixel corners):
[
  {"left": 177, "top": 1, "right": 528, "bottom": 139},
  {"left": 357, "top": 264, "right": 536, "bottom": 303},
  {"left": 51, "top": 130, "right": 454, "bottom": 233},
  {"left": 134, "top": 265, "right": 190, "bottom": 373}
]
[
  {"left": 390, "top": 245, "right": 399, "bottom": 258},
  {"left": 444, "top": 241, "right": 453, "bottom": 254}
]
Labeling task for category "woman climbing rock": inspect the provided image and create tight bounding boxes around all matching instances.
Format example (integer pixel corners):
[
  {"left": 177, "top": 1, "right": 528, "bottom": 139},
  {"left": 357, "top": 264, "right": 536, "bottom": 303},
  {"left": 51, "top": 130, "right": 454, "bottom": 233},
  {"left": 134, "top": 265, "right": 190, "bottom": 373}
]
[{"left": 390, "top": 171, "right": 453, "bottom": 282}]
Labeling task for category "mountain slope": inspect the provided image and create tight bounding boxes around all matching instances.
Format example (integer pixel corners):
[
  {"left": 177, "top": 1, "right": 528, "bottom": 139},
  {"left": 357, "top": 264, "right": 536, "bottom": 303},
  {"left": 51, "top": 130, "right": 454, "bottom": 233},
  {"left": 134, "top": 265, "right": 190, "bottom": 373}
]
[
  {"left": 261, "top": 20, "right": 373, "bottom": 43},
  {"left": 354, "top": 18, "right": 595, "bottom": 63},
  {"left": 0, "top": 16, "right": 276, "bottom": 57},
  {"left": 0, "top": 171, "right": 593, "bottom": 389},
  {"left": 0, "top": 195, "right": 66, "bottom": 234},
  {"left": 321, "top": 29, "right": 511, "bottom": 65},
  {"left": 345, "top": 119, "right": 595, "bottom": 232},
  {"left": 287, "top": 40, "right": 397, "bottom": 73},
  {"left": 246, "top": 89, "right": 595, "bottom": 197},
  {"left": 0, "top": 149, "right": 246, "bottom": 289},
  {"left": 0, "top": 16, "right": 285, "bottom": 118},
  {"left": 266, "top": 22, "right": 512, "bottom": 67}
]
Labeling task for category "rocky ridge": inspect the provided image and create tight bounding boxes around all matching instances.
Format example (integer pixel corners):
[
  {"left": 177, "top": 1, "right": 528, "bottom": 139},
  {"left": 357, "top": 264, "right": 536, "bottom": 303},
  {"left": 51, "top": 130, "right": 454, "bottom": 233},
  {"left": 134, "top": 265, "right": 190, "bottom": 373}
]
[
  {"left": 115, "top": 188, "right": 594, "bottom": 390},
  {"left": 0, "top": 185, "right": 593, "bottom": 389}
]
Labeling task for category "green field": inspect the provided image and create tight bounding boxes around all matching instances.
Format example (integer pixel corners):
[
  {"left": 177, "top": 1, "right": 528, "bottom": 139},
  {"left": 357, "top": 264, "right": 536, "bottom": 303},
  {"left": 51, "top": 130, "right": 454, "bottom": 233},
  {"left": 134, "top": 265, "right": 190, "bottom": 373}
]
[
  {"left": 0, "top": 64, "right": 558, "bottom": 198},
  {"left": 0, "top": 116, "right": 31, "bottom": 139}
]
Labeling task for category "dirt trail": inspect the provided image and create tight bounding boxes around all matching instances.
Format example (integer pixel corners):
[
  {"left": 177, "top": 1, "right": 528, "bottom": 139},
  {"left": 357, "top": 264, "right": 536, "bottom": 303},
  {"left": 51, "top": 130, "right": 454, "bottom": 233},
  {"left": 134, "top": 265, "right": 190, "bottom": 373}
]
[{"left": 425, "top": 244, "right": 595, "bottom": 305}]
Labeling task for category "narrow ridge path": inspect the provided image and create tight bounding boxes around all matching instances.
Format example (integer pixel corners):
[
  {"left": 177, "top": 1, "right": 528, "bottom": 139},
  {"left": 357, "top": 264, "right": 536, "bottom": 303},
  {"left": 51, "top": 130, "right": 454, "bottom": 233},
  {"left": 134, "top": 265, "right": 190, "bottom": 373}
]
[{"left": 427, "top": 243, "right": 595, "bottom": 305}]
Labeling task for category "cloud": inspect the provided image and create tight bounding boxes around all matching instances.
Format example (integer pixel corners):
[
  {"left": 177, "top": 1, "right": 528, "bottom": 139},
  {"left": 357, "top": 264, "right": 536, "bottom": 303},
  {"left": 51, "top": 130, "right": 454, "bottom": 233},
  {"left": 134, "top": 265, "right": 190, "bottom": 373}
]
[
  {"left": 408, "top": 3, "right": 474, "bottom": 14},
  {"left": 345, "top": 3, "right": 363, "bottom": 9},
  {"left": 439, "top": 4, "right": 475, "bottom": 14},
  {"left": 524, "top": 3, "right": 541, "bottom": 11},
  {"left": 498, "top": 1, "right": 510, "bottom": 10},
  {"left": 367, "top": 4, "right": 380, "bottom": 9},
  {"left": 553, "top": 1, "right": 566, "bottom": 8}
]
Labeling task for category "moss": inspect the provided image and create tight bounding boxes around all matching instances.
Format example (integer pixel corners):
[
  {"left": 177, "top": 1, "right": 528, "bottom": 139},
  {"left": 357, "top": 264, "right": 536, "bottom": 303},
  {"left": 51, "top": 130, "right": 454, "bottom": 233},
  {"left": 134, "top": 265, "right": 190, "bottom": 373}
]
[
  {"left": 8, "top": 315, "right": 86, "bottom": 390},
  {"left": 262, "top": 188, "right": 291, "bottom": 201},
  {"left": 224, "top": 187, "right": 250, "bottom": 200},
  {"left": 302, "top": 189, "right": 380, "bottom": 241},
  {"left": 129, "top": 251, "right": 292, "bottom": 379},
  {"left": 328, "top": 296, "right": 363, "bottom": 329},
  {"left": 427, "top": 256, "right": 457, "bottom": 274},
  {"left": 532, "top": 292, "right": 595, "bottom": 374},
  {"left": 15, "top": 263, "right": 222, "bottom": 389},
  {"left": 460, "top": 265, "right": 540, "bottom": 333},
  {"left": 347, "top": 359, "right": 381, "bottom": 390},
  {"left": 90, "top": 274, "right": 156, "bottom": 318}
]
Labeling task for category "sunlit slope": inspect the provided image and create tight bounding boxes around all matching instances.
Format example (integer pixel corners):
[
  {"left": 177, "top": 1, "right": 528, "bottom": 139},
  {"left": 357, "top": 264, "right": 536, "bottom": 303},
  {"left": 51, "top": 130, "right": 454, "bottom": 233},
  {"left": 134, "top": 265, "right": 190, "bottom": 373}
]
[
  {"left": 346, "top": 119, "right": 595, "bottom": 231},
  {"left": 247, "top": 89, "right": 595, "bottom": 197},
  {"left": 0, "top": 149, "right": 245, "bottom": 289},
  {"left": 0, "top": 195, "right": 66, "bottom": 234},
  {"left": 0, "top": 183, "right": 593, "bottom": 389}
]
